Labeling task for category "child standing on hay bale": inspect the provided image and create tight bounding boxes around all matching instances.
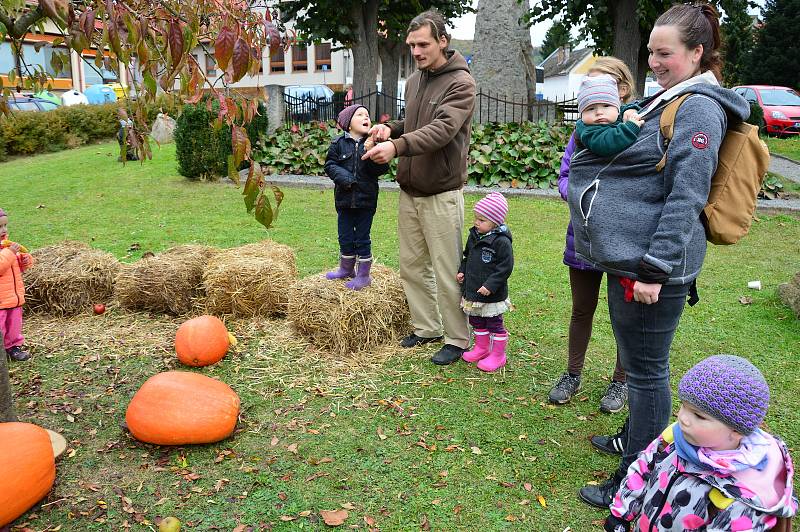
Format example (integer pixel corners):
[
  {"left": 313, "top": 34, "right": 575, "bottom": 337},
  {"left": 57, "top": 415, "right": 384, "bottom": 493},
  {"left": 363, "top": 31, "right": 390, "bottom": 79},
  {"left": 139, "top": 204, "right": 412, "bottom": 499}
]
[
  {"left": 324, "top": 104, "right": 390, "bottom": 290},
  {"left": 0, "top": 209, "right": 33, "bottom": 362},
  {"left": 457, "top": 193, "right": 513, "bottom": 372}
]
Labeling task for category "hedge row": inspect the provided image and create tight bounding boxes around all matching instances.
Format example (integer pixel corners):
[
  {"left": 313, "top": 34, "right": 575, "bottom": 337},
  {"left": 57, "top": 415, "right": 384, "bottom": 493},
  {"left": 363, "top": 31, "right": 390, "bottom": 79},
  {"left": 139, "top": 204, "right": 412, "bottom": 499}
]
[
  {"left": 253, "top": 120, "right": 573, "bottom": 189},
  {"left": 0, "top": 96, "right": 182, "bottom": 161}
]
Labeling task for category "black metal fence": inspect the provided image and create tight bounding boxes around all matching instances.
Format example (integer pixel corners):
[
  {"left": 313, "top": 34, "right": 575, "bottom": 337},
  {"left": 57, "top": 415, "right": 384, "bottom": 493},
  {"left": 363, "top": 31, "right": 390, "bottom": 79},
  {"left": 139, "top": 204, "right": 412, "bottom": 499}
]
[{"left": 283, "top": 89, "right": 578, "bottom": 126}]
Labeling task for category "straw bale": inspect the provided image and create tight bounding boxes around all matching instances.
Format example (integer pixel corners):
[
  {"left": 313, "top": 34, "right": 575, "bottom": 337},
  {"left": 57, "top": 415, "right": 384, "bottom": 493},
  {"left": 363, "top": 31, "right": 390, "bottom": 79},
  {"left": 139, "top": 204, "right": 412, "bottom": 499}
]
[
  {"left": 23, "top": 241, "right": 120, "bottom": 316},
  {"left": 202, "top": 241, "right": 297, "bottom": 317},
  {"left": 116, "top": 245, "right": 218, "bottom": 315},
  {"left": 287, "top": 264, "right": 411, "bottom": 355}
]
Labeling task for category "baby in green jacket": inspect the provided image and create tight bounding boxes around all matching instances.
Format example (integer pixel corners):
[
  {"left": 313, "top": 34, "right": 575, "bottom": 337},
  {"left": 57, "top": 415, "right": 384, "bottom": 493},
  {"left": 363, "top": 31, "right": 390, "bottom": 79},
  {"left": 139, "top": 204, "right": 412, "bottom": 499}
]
[{"left": 575, "top": 74, "right": 644, "bottom": 157}]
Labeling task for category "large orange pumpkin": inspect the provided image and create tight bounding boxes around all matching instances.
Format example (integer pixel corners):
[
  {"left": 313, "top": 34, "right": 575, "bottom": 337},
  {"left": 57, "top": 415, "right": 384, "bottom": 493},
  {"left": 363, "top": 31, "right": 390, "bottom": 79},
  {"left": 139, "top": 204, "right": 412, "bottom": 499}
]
[
  {"left": 175, "top": 315, "right": 230, "bottom": 367},
  {"left": 0, "top": 422, "right": 56, "bottom": 527},
  {"left": 125, "top": 371, "right": 240, "bottom": 445}
]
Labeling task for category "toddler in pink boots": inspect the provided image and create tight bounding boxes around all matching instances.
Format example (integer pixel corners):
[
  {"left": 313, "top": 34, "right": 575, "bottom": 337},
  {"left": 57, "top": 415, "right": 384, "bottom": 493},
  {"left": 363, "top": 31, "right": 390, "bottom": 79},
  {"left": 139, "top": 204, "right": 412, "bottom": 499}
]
[{"left": 456, "top": 193, "right": 514, "bottom": 372}]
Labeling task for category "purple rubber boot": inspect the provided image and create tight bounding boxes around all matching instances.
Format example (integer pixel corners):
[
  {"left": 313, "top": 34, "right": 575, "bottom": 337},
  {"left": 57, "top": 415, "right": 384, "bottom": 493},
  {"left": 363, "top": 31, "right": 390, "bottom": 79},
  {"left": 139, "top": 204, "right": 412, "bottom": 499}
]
[
  {"left": 325, "top": 255, "right": 356, "bottom": 280},
  {"left": 345, "top": 257, "right": 373, "bottom": 290}
]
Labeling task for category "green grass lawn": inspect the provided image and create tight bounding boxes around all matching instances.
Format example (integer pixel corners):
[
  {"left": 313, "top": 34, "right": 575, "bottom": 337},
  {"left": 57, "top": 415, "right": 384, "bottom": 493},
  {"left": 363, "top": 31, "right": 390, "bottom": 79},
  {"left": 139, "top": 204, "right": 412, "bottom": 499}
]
[
  {"left": 2, "top": 142, "right": 799, "bottom": 531},
  {"left": 765, "top": 135, "right": 800, "bottom": 162}
]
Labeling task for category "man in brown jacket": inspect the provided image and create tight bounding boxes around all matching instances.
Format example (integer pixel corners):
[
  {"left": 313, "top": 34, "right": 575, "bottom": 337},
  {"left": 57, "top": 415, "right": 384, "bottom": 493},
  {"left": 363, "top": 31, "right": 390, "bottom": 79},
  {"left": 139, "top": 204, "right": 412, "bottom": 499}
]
[{"left": 363, "top": 10, "right": 475, "bottom": 365}]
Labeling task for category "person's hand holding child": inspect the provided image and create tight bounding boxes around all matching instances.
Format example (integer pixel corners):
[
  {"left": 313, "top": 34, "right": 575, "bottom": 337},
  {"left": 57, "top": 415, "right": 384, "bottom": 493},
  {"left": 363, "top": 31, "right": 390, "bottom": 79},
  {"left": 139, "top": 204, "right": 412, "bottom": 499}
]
[{"left": 623, "top": 108, "right": 644, "bottom": 128}]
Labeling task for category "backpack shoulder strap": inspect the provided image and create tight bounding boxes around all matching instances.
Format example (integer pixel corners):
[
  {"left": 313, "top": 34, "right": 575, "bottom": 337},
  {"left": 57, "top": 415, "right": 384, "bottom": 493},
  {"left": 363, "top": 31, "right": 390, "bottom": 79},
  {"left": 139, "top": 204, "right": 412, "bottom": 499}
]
[{"left": 656, "top": 93, "right": 693, "bottom": 172}]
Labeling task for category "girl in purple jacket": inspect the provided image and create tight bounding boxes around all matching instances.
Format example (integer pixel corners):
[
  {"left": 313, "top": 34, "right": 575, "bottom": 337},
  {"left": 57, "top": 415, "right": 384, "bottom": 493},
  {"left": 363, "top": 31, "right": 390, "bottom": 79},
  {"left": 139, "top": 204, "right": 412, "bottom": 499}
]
[{"left": 548, "top": 57, "right": 637, "bottom": 415}]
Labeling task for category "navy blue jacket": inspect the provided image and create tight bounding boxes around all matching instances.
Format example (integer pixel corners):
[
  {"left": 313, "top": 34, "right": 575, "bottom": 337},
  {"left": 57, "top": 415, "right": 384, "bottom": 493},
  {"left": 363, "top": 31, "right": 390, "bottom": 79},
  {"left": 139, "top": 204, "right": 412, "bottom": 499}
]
[
  {"left": 325, "top": 134, "right": 389, "bottom": 210},
  {"left": 458, "top": 225, "right": 514, "bottom": 303}
]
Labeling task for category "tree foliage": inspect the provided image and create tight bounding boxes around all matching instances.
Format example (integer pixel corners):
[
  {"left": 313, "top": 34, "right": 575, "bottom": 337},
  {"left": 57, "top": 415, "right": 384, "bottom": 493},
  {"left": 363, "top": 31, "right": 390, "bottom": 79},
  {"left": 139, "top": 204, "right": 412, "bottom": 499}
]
[
  {"left": 0, "top": 0, "right": 289, "bottom": 227},
  {"left": 744, "top": 0, "right": 800, "bottom": 89},
  {"left": 525, "top": 0, "right": 673, "bottom": 93},
  {"left": 540, "top": 20, "right": 572, "bottom": 59},
  {"left": 720, "top": 0, "right": 754, "bottom": 86}
]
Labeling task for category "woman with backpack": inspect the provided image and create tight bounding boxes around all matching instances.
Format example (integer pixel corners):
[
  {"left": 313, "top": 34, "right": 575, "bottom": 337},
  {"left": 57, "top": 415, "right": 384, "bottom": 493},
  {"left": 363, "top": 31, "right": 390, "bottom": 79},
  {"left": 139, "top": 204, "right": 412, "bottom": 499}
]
[{"left": 568, "top": 3, "right": 751, "bottom": 509}]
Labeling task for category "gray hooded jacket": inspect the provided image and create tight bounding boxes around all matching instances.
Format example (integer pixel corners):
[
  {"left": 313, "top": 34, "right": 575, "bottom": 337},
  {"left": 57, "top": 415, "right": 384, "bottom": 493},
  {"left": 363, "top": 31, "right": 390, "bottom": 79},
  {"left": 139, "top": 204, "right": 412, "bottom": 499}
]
[{"left": 567, "top": 78, "right": 750, "bottom": 284}]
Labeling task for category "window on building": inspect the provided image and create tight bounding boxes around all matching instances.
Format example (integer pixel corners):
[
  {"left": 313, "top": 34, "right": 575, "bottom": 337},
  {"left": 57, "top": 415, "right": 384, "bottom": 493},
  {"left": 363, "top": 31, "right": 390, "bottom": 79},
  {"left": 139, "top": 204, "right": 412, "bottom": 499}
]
[
  {"left": 315, "top": 42, "right": 331, "bottom": 72},
  {"left": 0, "top": 42, "right": 17, "bottom": 75},
  {"left": 270, "top": 47, "right": 285, "bottom": 73},
  {"left": 292, "top": 44, "right": 307, "bottom": 72},
  {"left": 82, "top": 55, "right": 117, "bottom": 85},
  {"left": 205, "top": 54, "right": 218, "bottom": 77}
]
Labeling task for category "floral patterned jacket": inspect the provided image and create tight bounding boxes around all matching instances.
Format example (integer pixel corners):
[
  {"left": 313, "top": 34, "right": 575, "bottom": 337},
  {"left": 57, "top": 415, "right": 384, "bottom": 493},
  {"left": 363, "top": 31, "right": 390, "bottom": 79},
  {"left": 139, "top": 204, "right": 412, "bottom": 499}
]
[{"left": 609, "top": 423, "right": 798, "bottom": 531}]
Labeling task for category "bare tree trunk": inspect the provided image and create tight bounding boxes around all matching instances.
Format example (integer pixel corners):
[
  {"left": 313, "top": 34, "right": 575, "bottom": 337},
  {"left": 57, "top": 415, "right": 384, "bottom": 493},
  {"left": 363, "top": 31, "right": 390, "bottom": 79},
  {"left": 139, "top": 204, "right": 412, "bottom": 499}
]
[
  {"left": 0, "top": 333, "right": 18, "bottom": 422},
  {"left": 350, "top": 0, "right": 380, "bottom": 117},
  {"left": 378, "top": 38, "right": 402, "bottom": 119},
  {"left": 610, "top": 0, "right": 646, "bottom": 94}
]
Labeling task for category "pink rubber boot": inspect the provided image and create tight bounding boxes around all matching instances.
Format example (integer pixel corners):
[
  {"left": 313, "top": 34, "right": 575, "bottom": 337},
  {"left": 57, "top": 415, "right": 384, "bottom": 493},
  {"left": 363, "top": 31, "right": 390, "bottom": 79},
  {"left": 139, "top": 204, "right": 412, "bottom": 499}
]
[
  {"left": 325, "top": 255, "right": 356, "bottom": 280},
  {"left": 477, "top": 333, "right": 507, "bottom": 372},
  {"left": 462, "top": 329, "right": 490, "bottom": 362}
]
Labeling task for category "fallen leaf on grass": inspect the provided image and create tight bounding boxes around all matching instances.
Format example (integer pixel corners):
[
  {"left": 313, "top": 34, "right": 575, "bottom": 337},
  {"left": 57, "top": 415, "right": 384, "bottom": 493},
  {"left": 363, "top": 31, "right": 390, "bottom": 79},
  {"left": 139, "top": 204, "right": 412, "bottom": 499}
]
[
  {"left": 453, "top": 505, "right": 463, "bottom": 515},
  {"left": 320, "top": 509, "right": 348, "bottom": 526},
  {"left": 523, "top": 483, "right": 532, "bottom": 492},
  {"left": 287, "top": 443, "right": 298, "bottom": 455},
  {"left": 341, "top": 502, "right": 356, "bottom": 510},
  {"left": 377, "top": 427, "right": 387, "bottom": 440},
  {"left": 537, "top": 495, "right": 547, "bottom": 508},
  {"left": 364, "top": 515, "right": 377, "bottom": 526},
  {"left": 271, "top": 436, "right": 279, "bottom": 446},
  {"left": 505, "top": 514, "right": 517, "bottom": 521},
  {"left": 739, "top": 296, "right": 753, "bottom": 305},
  {"left": 279, "top": 515, "right": 296, "bottom": 521},
  {"left": 420, "top": 514, "right": 431, "bottom": 530},
  {"left": 470, "top": 446, "right": 482, "bottom": 455},
  {"left": 232, "top": 525, "right": 249, "bottom": 532}
]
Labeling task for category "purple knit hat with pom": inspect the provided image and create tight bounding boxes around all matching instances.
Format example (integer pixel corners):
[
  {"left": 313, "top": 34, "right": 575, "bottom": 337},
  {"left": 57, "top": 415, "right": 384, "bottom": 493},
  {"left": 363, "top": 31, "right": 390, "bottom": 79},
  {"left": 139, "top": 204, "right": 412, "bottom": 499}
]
[
  {"left": 0, "top": 208, "right": 6, "bottom": 217},
  {"left": 678, "top": 355, "right": 769, "bottom": 435}
]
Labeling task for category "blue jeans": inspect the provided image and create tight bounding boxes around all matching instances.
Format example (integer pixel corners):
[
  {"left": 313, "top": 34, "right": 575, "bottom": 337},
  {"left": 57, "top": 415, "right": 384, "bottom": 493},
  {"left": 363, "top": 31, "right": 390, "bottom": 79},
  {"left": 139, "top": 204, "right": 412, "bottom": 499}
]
[
  {"left": 606, "top": 274, "right": 689, "bottom": 473},
  {"left": 337, "top": 207, "right": 375, "bottom": 257}
]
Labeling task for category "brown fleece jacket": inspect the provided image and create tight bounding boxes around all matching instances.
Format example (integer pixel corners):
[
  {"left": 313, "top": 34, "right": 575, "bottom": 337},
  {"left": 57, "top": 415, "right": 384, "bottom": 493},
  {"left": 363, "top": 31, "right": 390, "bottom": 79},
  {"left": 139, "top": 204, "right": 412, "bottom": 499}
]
[{"left": 388, "top": 50, "right": 475, "bottom": 197}]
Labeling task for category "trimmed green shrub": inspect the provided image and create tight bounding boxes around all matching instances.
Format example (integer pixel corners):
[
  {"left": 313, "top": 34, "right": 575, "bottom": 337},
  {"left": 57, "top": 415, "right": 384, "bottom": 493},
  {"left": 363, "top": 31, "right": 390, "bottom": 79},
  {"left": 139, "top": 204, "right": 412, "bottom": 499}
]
[
  {"left": 175, "top": 99, "right": 269, "bottom": 180},
  {"left": 0, "top": 99, "right": 182, "bottom": 160},
  {"left": 254, "top": 120, "right": 572, "bottom": 189},
  {"left": 746, "top": 102, "right": 765, "bottom": 130}
]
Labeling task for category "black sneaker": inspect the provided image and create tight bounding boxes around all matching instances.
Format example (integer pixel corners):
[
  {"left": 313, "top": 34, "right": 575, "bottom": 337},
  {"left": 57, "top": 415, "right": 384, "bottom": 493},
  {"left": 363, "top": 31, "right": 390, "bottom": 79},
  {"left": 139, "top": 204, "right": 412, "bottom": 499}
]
[
  {"left": 6, "top": 346, "right": 31, "bottom": 361},
  {"left": 400, "top": 334, "right": 442, "bottom": 348},
  {"left": 599, "top": 381, "right": 628, "bottom": 414},
  {"left": 548, "top": 373, "right": 581, "bottom": 404},
  {"left": 590, "top": 418, "right": 628, "bottom": 455},
  {"left": 430, "top": 344, "right": 464, "bottom": 365},
  {"left": 578, "top": 470, "right": 624, "bottom": 509}
]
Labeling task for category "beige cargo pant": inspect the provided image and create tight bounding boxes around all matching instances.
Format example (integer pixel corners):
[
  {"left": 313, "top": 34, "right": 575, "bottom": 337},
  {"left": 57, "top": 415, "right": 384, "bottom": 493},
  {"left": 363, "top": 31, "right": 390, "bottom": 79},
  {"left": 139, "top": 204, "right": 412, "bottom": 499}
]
[{"left": 398, "top": 189, "right": 469, "bottom": 349}]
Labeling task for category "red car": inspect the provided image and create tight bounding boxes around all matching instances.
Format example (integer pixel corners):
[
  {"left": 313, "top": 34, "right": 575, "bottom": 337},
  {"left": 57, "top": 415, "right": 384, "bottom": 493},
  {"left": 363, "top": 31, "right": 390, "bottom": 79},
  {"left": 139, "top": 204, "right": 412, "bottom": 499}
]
[{"left": 733, "top": 85, "right": 800, "bottom": 136}]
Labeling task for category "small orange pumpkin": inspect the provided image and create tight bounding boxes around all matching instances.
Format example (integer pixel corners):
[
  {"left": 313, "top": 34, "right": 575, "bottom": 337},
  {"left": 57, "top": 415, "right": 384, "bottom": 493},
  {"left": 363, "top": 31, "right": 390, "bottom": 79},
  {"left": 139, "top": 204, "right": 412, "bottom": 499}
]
[
  {"left": 0, "top": 422, "right": 56, "bottom": 527},
  {"left": 125, "top": 371, "right": 240, "bottom": 445},
  {"left": 175, "top": 315, "right": 229, "bottom": 367}
]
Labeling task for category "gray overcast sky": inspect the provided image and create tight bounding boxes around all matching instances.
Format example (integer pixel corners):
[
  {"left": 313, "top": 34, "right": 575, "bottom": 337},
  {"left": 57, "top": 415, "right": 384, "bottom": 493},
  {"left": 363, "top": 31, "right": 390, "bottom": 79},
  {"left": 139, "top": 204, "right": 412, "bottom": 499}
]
[{"left": 449, "top": 0, "right": 765, "bottom": 48}]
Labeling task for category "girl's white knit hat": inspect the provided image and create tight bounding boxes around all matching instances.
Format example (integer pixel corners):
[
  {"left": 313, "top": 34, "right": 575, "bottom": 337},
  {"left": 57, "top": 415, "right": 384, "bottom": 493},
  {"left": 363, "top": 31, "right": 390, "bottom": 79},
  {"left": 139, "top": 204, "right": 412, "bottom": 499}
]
[
  {"left": 474, "top": 192, "right": 508, "bottom": 226},
  {"left": 577, "top": 74, "right": 620, "bottom": 114}
]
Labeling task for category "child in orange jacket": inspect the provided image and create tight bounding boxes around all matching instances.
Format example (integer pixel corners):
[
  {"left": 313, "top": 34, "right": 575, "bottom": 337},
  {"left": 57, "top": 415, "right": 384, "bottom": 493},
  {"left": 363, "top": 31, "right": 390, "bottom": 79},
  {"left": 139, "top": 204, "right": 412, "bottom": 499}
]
[{"left": 0, "top": 208, "right": 33, "bottom": 361}]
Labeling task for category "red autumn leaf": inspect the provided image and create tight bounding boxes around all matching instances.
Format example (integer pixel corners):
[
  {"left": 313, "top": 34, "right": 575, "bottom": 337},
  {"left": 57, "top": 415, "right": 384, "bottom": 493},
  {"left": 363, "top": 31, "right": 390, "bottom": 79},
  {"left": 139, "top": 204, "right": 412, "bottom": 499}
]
[
  {"left": 231, "top": 37, "right": 250, "bottom": 82},
  {"left": 214, "top": 26, "right": 236, "bottom": 71},
  {"left": 264, "top": 21, "right": 281, "bottom": 54},
  {"left": 320, "top": 509, "right": 348, "bottom": 526},
  {"left": 80, "top": 9, "right": 95, "bottom": 40},
  {"left": 168, "top": 20, "right": 183, "bottom": 67},
  {"left": 231, "top": 125, "right": 251, "bottom": 168}
]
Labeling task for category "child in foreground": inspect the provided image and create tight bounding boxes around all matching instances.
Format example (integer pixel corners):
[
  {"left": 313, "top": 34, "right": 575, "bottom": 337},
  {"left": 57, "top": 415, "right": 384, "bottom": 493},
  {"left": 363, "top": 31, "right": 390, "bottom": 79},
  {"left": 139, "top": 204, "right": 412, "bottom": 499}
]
[
  {"left": 324, "top": 105, "right": 389, "bottom": 290},
  {"left": 575, "top": 74, "right": 644, "bottom": 157},
  {"left": 605, "top": 355, "right": 797, "bottom": 531},
  {"left": 457, "top": 193, "right": 513, "bottom": 372}
]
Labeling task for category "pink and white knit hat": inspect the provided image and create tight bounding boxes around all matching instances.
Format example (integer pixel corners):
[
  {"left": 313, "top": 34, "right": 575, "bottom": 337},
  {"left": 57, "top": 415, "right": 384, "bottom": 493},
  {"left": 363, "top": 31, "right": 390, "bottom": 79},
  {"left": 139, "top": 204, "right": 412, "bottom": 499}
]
[
  {"left": 577, "top": 74, "right": 620, "bottom": 114},
  {"left": 474, "top": 192, "right": 508, "bottom": 226}
]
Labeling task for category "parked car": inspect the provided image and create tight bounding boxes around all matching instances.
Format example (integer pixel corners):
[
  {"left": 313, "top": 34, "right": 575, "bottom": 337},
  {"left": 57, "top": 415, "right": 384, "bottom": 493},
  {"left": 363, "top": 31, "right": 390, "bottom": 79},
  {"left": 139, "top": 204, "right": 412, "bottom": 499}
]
[
  {"left": 7, "top": 94, "right": 59, "bottom": 112},
  {"left": 733, "top": 85, "right": 800, "bottom": 136},
  {"left": 284, "top": 84, "right": 335, "bottom": 121}
]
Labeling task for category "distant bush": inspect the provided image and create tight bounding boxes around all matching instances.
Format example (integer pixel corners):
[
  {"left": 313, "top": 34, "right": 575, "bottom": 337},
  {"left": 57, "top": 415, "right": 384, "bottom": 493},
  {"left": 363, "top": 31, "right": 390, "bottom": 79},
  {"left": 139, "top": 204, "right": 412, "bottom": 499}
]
[
  {"left": 0, "top": 98, "right": 183, "bottom": 160},
  {"left": 174, "top": 98, "right": 269, "bottom": 180}
]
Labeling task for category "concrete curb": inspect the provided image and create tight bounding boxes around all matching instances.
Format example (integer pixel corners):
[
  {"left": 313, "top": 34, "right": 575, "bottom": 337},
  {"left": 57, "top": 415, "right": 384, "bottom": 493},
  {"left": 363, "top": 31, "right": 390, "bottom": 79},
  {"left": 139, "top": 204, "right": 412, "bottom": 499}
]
[
  {"left": 239, "top": 172, "right": 800, "bottom": 214},
  {"left": 769, "top": 153, "right": 800, "bottom": 183}
]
